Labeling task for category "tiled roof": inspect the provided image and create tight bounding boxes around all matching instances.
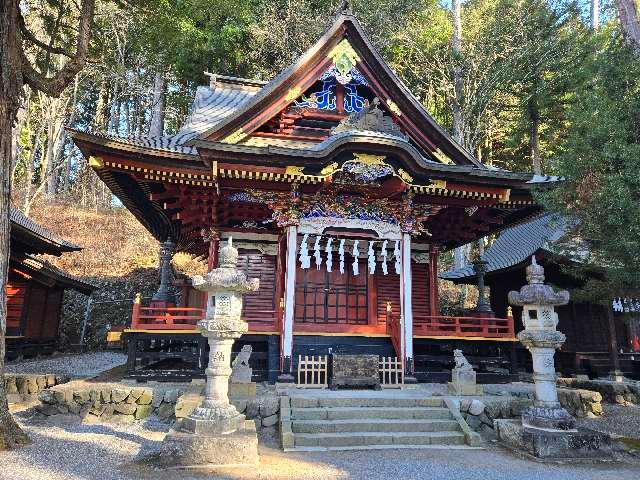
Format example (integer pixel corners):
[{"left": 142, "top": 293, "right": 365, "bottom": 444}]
[
  {"left": 11, "top": 207, "right": 80, "bottom": 252},
  {"left": 85, "top": 81, "right": 260, "bottom": 155},
  {"left": 440, "top": 214, "right": 572, "bottom": 281},
  {"left": 20, "top": 255, "right": 96, "bottom": 294}
]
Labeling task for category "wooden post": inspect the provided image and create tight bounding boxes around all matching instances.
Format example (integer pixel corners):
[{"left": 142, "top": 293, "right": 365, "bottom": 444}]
[
  {"left": 207, "top": 234, "right": 219, "bottom": 272},
  {"left": 279, "top": 225, "right": 297, "bottom": 382},
  {"left": 401, "top": 233, "right": 416, "bottom": 381},
  {"left": 606, "top": 303, "right": 622, "bottom": 380},
  {"left": 428, "top": 247, "right": 439, "bottom": 317}
]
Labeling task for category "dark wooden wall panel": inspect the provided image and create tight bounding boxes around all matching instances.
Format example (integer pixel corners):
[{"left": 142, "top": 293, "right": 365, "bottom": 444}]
[
  {"left": 411, "top": 262, "right": 431, "bottom": 320},
  {"left": 236, "top": 252, "right": 277, "bottom": 326},
  {"left": 41, "top": 289, "right": 63, "bottom": 339},
  {"left": 24, "top": 284, "right": 47, "bottom": 338},
  {"left": 376, "top": 269, "right": 400, "bottom": 324},
  {"left": 6, "top": 281, "right": 27, "bottom": 332}
]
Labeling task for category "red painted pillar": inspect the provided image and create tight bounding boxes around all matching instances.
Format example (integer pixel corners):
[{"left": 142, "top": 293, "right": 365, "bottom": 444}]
[
  {"left": 429, "top": 247, "right": 439, "bottom": 317},
  {"left": 207, "top": 234, "right": 219, "bottom": 272}
]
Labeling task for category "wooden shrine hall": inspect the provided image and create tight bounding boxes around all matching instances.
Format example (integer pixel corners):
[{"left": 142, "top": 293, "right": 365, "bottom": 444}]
[{"left": 70, "top": 10, "right": 555, "bottom": 383}]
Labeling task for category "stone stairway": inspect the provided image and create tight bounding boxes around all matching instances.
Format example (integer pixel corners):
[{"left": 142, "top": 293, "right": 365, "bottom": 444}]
[{"left": 280, "top": 395, "right": 477, "bottom": 451}]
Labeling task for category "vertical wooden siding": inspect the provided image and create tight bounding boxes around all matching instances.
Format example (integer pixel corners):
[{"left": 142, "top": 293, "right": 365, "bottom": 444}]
[
  {"left": 6, "top": 281, "right": 27, "bottom": 333},
  {"left": 375, "top": 261, "right": 431, "bottom": 324}
]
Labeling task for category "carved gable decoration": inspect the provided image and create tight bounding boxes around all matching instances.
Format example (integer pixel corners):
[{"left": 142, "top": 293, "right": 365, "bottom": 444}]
[{"left": 332, "top": 98, "right": 407, "bottom": 140}]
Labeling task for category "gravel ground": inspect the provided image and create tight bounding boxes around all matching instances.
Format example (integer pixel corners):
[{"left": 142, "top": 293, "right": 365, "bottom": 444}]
[
  {"left": 577, "top": 403, "right": 640, "bottom": 439},
  {"left": 4, "top": 352, "right": 126, "bottom": 378},
  {"left": 0, "top": 412, "right": 638, "bottom": 480}
]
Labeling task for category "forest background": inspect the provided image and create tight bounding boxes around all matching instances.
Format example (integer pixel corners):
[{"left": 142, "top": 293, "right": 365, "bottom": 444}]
[{"left": 7, "top": 0, "right": 640, "bottom": 343}]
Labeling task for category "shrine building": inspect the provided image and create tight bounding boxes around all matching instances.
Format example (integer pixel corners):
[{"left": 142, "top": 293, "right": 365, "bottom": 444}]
[{"left": 70, "top": 11, "right": 554, "bottom": 383}]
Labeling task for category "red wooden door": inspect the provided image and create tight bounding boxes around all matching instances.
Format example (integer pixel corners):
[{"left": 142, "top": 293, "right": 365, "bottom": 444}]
[{"left": 295, "top": 254, "right": 368, "bottom": 325}]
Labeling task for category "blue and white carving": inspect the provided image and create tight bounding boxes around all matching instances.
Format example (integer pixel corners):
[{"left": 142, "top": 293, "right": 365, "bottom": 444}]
[
  {"left": 325, "top": 237, "right": 334, "bottom": 273},
  {"left": 352, "top": 240, "right": 360, "bottom": 276},
  {"left": 299, "top": 234, "right": 311, "bottom": 269},
  {"left": 339, "top": 239, "right": 346, "bottom": 274},
  {"left": 342, "top": 161, "right": 394, "bottom": 183},
  {"left": 226, "top": 191, "right": 260, "bottom": 203},
  {"left": 380, "top": 240, "right": 388, "bottom": 275},
  {"left": 313, "top": 236, "right": 322, "bottom": 270}
]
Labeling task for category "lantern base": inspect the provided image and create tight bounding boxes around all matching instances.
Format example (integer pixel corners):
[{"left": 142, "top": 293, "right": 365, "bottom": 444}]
[{"left": 158, "top": 420, "right": 258, "bottom": 468}]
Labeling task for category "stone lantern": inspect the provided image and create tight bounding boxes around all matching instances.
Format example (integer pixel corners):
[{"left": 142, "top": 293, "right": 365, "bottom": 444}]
[
  {"left": 160, "top": 237, "right": 260, "bottom": 467},
  {"left": 508, "top": 256, "right": 573, "bottom": 430}
]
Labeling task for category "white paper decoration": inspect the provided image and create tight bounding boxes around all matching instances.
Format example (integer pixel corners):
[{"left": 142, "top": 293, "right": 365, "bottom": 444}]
[
  {"left": 325, "top": 237, "right": 334, "bottom": 272},
  {"left": 393, "top": 239, "right": 401, "bottom": 274},
  {"left": 313, "top": 236, "right": 322, "bottom": 270},
  {"left": 381, "top": 240, "right": 388, "bottom": 275},
  {"left": 339, "top": 239, "right": 346, "bottom": 274},
  {"left": 352, "top": 240, "right": 360, "bottom": 276},
  {"left": 299, "top": 233, "right": 311, "bottom": 269},
  {"left": 368, "top": 241, "right": 376, "bottom": 275}
]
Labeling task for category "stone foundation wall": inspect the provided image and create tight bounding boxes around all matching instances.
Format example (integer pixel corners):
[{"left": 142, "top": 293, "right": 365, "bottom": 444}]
[
  {"left": 5, "top": 374, "right": 69, "bottom": 403},
  {"left": 36, "top": 383, "right": 280, "bottom": 427},
  {"left": 557, "top": 378, "right": 640, "bottom": 405},
  {"left": 460, "top": 387, "right": 603, "bottom": 433}
]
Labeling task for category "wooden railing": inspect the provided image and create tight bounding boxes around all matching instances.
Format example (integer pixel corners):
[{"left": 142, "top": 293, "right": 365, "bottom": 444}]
[
  {"left": 386, "top": 306, "right": 403, "bottom": 360},
  {"left": 131, "top": 302, "right": 204, "bottom": 330},
  {"left": 413, "top": 314, "right": 515, "bottom": 338}
]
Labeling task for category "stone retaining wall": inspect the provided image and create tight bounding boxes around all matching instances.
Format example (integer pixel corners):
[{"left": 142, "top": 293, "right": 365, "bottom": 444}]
[
  {"left": 5, "top": 374, "right": 69, "bottom": 403},
  {"left": 36, "top": 383, "right": 280, "bottom": 427},
  {"left": 460, "top": 387, "right": 603, "bottom": 434},
  {"left": 557, "top": 378, "right": 640, "bottom": 405}
]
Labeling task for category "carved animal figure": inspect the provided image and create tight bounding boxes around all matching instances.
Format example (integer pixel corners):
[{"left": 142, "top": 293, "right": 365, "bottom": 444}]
[
  {"left": 232, "top": 345, "right": 252, "bottom": 368},
  {"left": 453, "top": 349, "right": 473, "bottom": 370}
]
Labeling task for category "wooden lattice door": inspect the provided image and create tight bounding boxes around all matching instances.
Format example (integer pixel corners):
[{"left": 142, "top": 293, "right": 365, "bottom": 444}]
[{"left": 295, "top": 254, "right": 368, "bottom": 325}]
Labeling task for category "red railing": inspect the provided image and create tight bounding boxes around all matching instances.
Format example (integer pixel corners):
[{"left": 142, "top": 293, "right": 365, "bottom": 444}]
[
  {"left": 131, "top": 302, "right": 204, "bottom": 330},
  {"left": 413, "top": 314, "right": 515, "bottom": 338},
  {"left": 386, "top": 307, "right": 403, "bottom": 360}
]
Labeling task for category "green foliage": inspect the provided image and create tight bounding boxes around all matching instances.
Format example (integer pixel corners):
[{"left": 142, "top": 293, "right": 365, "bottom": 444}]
[{"left": 541, "top": 28, "right": 640, "bottom": 301}]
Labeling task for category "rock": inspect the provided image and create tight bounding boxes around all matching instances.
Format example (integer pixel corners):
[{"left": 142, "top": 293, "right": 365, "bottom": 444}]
[
  {"left": 5, "top": 376, "right": 18, "bottom": 394},
  {"left": 477, "top": 412, "right": 494, "bottom": 427},
  {"left": 56, "top": 404, "right": 69, "bottom": 414},
  {"left": 73, "top": 390, "right": 91, "bottom": 404},
  {"left": 232, "top": 398, "right": 247, "bottom": 414},
  {"left": 152, "top": 391, "right": 164, "bottom": 407},
  {"left": 135, "top": 404, "right": 154, "bottom": 420},
  {"left": 89, "top": 390, "right": 99, "bottom": 403},
  {"left": 111, "top": 389, "right": 129, "bottom": 403},
  {"left": 90, "top": 403, "right": 108, "bottom": 416},
  {"left": 53, "top": 389, "right": 67, "bottom": 404},
  {"left": 68, "top": 402, "right": 82, "bottom": 415},
  {"left": 26, "top": 377, "right": 39, "bottom": 394},
  {"left": 114, "top": 403, "right": 137, "bottom": 415},
  {"left": 100, "top": 389, "right": 112, "bottom": 403},
  {"left": 468, "top": 399, "right": 485, "bottom": 416},
  {"left": 460, "top": 399, "right": 471, "bottom": 413},
  {"left": 136, "top": 389, "right": 153, "bottom": 405},
  {"left": 466, "top": 415, "right": 483, "bottom": 430},
  {"left": 174, "top": 394, "right": 202, "bottom": 419},
  {"left": 39, "top": 390, "right": 57, "bottom": 405},
  {"left": 46, "top": 374, "right": 56, "bottom": 387},
  {"left": 259, "top": 397, "right": 279, "bottom": 418},
  {"left": 164, "top": 389, "right": 181, "bottom": 404},
  {"left": 261, "top": 414, "right": 278, "bottom": 427},
  {"left": 35, "top": 376, "right": 46, "bottom": 390},
  {"left": 245, "top": 399, "right": 260, "bottom": 419},
  {"left": 157, "top": 402, "right": 175, "bottom": 420},
  {"left": 126, "top": 389, "right": 144, "bottom": 404},
  {"left": 37, "top": 404, "right": 60, "bottom": 416}
]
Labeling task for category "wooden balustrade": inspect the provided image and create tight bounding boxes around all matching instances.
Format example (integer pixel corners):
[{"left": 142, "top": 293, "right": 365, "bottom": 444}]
[
  {"left": 130, "top": 301, "right": 276, "bottom": 331},
  {"left": 413, "top": 314, "right": 515, "bottom": 338}
]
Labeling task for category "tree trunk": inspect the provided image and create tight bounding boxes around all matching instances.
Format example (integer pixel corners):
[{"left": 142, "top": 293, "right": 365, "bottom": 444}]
[
  {"left": 451, "top": 0, "right": 463, "bottom": 143},
  {"left": 528, "top": 92, "right": 542, "bottom": 175},
  {"left": 591, "top": 0, "right": 600, "bottom": 29},
  {"left": 616, "top": 0, "right": 640, "bottom": 50},
  {"left": 0, "top": 0, "right": 30, "bottom": 450},
  {"left": 149, "top": 71, "right": 166, "bottom": 137}
]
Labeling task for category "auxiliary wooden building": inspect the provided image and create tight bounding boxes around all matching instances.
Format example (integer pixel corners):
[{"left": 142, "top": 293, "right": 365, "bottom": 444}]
[
  {"left": 442, "top": 214, "right": 640, "bottom": 380},
  {"left": 6, "top": 208, "right": 95, "bottom": 359},
  {"left": 70, "top": 11, "right": 554, "bottom": 383}
]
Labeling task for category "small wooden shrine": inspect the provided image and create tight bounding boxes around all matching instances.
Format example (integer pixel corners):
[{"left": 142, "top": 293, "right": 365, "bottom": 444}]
[
  {"left": 70, "top": 10, "right": 554, "bottom": 382},
  {"left": 6, "top": 208, "right": 95, "bottom": 359}
]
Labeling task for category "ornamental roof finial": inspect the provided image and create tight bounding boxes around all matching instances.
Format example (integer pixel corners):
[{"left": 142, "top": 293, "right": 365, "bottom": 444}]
[{"left": 339, "top": 0, "right": 352, "bottom": 15}]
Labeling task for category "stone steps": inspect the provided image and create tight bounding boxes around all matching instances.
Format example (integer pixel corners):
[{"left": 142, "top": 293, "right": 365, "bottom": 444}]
[
  {"left": 282, "top": 395, "right": 475, "bottom": 451},
  {"left": 292, "top": 418, "right": 461, "bottom": 433},
  {"left": 292, "top": 406, "right": 453, "bottom": 420},
  {"left": 293, "top": 431, "right": 467, "bottom": 448}
]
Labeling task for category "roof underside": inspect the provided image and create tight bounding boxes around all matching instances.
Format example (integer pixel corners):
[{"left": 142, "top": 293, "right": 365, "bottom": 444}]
[{"left": 11, "top": 207, "right": 81, "bottom": 256}]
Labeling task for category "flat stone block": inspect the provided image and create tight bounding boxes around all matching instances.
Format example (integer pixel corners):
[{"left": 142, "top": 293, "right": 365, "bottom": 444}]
[
  {"left": 229, "top": 382, "right": 256, "bottom": 397},
  {"left": 447, "top": 382, "right": 483, "bottom": 396},
  {"left": 495, "top": 418, "right": 613, "bottom": 459},
  {"left": 181, "top": 412, "right": 245, "bottom": 435},
  {"left": 159, "top": 421, "right": 258, "bottom": 468}
]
